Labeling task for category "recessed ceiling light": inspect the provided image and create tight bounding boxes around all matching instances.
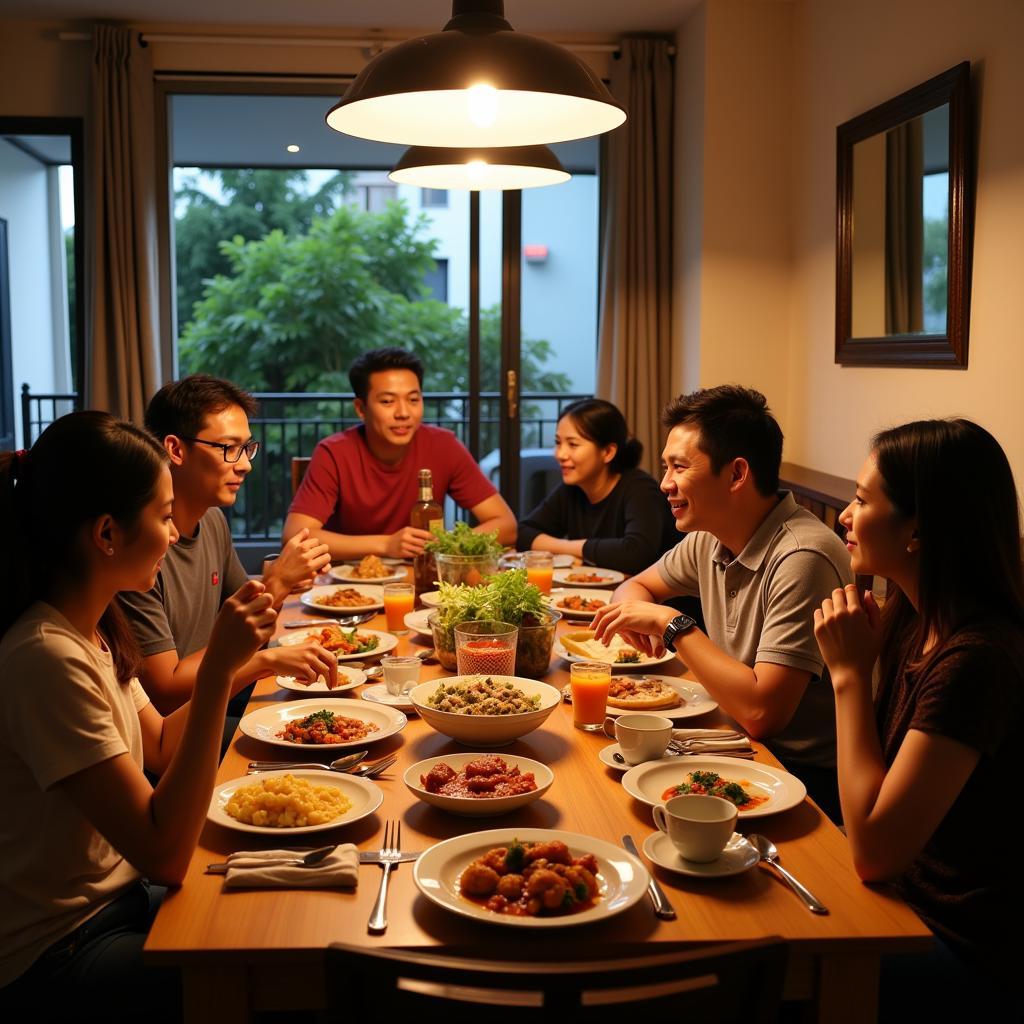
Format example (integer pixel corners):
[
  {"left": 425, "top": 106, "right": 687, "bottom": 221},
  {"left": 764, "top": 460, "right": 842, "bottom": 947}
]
[{"left": 286, "top": 144, "right": 301, "bottom": 153}]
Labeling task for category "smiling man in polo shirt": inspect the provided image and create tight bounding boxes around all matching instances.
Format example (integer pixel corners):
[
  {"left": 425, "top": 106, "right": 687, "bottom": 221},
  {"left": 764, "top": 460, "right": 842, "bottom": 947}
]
[
  {"left": 592, "top": 385, "right": 853, "bottom": 820},
  {"left": 283, "top": 348, "right": 516, "bottom": 560}
]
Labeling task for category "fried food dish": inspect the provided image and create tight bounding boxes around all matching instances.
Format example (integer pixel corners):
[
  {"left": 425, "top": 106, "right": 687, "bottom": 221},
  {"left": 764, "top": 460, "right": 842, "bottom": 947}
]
[
  {"left": 458, "top": 839, "right": 601, "bottom": 916},
  {"left": 556, "top": 594, "right": 606, "bottom": 612},
  {"left": 426, "top": 676, "right": 541, "bottom": 716},
  {"left": 305, "top": 628, "right": 379, "bottom": 656},
  {"left": 276, "top": 709, "right": 379, "bottom": 744},
  {"left": 606, "top": 676, "right": 681, "bottom": 710},
  {"left": 565, "top": 572, "right": 611, "bottom": 584},
  {"left": 661, "top": 770, "right": 768, "bottom": 811},
  {"left": 313, "top": 587, "right": 377, "bottom": 608},
  {"left": 421, "top": 756, "right": 538, "bottom": 799},
  {"left": 560, "top": 631, "right": 643, "bottom": 665},
  {"left": 351, "top": 554, "right": 391, "bottom": 579},
  {"left": 224, "top": 774, "right": 351, "bottom": 827}
]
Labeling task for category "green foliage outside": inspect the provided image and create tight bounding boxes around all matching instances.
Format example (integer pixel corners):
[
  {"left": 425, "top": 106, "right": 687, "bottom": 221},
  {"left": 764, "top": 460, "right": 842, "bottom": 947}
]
[{"left": 922, "top": 215, "right": 948, "bottom": 330}]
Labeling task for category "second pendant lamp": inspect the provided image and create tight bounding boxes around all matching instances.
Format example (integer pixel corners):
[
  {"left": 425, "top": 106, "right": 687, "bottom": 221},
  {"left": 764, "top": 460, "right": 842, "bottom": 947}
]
[{"left": 389, "top": 145, "right": 569, "bottom": 191}]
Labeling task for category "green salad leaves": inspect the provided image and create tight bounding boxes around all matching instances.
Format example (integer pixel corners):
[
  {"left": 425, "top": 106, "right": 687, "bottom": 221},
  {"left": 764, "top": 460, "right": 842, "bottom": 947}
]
[
  {"left": 433, "top": 570, "right": 549, "bottom": 649},
  {"left": 424, "top": 521, "right": 504, "bottom": 557}
]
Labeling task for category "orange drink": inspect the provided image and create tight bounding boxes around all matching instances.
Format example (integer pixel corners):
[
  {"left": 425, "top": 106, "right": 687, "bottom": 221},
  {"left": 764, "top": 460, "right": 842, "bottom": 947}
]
[
  {"left": 524, "top": 551, "right": 554, "bottom": 594},
  {"left": 570, "top": 661, "right": 611, "bottom": 731},
  {"left": 383, "top": 583, "right": 415, "bottom": 633}
]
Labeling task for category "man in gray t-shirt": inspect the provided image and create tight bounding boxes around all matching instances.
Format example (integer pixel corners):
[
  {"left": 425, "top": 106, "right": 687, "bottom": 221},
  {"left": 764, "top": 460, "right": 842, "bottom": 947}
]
[{"left": 593, "top": 386, "right": 852, "bottom": 820}]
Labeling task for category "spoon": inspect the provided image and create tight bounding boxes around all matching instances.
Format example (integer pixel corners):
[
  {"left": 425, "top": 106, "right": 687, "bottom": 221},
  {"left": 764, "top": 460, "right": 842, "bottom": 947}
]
[
  {"left": 748, "top": 834, "right": 829, "bottom": 914},
  {"left": 247, "top": 750, "right": 369, "bottom": 774},
  {"left": 206, "top": 844, "right": 337, "bottom": 874}
]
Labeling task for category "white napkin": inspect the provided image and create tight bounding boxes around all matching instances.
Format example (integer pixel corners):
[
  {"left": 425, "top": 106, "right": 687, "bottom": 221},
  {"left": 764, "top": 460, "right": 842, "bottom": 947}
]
[
  {"left": 670, "top": 728, "right": 753, "bottom": 754},
  {"left": 222, "top": 845, "right": 359, "bottom": 889}
]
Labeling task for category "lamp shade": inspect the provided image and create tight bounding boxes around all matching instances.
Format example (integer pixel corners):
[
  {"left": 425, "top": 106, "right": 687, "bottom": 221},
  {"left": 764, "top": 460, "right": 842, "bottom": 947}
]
[
  {"left": 389, "top": 145, "right": 570, "bottom": 191},
  {"left": 326, "top": 1, "right": 626, "bottom": 147}
]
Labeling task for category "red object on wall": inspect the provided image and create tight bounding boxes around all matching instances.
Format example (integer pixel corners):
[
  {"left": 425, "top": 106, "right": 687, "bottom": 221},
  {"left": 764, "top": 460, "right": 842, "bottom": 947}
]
[{"left": 523, "top": 244, "right": 549, "bottom": 263}]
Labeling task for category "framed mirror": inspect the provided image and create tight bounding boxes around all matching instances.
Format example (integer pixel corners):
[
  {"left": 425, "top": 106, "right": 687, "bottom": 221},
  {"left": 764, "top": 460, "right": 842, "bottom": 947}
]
[{"left": 835, "top": 63, "right": 972, "bottom": 367}]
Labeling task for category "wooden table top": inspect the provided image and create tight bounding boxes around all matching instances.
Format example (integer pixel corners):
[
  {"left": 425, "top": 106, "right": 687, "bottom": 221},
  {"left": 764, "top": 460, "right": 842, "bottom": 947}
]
[{"left": 145, "top": 594, "right": 930, "bottom": 967}]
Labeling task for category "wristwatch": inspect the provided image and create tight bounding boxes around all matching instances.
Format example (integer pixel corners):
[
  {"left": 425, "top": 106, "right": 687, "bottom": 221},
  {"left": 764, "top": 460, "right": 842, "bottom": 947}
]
[{"left": 662, "top": 613, "right": 696, "bottom": 651}]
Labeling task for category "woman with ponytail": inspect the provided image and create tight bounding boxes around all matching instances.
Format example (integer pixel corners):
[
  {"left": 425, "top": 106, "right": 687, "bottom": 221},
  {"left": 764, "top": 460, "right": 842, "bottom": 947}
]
[
  {"left": 516, "top": 399, "right": 677, "bottom": 574},
  {"left": 0, "top": 412, "right": 276, "bottom": 1020}
]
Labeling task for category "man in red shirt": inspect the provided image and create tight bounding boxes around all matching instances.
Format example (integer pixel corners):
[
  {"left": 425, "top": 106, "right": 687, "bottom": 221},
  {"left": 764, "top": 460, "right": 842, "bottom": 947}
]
[{"left": 284, "top": 348, "right": 516, "bottom": 560}]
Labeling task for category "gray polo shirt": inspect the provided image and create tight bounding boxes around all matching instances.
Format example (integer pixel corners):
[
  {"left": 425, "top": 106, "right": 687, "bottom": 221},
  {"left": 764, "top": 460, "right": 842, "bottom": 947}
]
[
  {"left": 119, "top": 507, "right": 249, "bottom": 661},
  {"left": 656, "top": 492, "right": 853, "bottom": 769}
]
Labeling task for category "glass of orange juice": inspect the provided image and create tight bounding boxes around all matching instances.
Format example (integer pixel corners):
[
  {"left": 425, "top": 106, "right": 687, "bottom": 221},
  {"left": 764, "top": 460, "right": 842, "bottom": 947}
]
[
  {"left": 570, "top": 661, "right": 611, "bottom": 731},
  {"left": 382, "top": 582, "right": 415, "bottom": 634},
  {"left": 524, "top": 551, "right": 554, "bottom": 594}
]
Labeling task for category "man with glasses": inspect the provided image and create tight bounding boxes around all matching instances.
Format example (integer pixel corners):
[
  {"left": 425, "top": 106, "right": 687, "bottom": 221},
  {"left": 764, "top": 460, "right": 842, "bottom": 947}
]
[{"left": 120, "top": 375, "right": 337, "bottom": 717}]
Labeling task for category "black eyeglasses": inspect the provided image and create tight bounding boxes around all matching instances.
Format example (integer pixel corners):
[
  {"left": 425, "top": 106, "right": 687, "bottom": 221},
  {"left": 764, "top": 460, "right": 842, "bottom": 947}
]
[{"left": 181, "top": 436, "right": 260, "bottom": 463}]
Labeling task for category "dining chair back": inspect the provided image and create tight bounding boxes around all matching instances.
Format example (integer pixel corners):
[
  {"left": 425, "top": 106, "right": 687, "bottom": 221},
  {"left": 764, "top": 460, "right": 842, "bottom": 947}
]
[
  {"left": 326, "top": 939, "right": 786, "bottom": 1023},
  {"left": 291, "top": 456, "right": 312, "bottom": 496}
]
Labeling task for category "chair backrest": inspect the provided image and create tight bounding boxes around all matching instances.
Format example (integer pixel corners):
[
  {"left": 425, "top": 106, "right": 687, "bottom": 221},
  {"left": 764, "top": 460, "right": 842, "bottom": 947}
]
[
  {"left": 326, "top": 939, "right": 787, "bottom": 1023},
  {"left": 291, "top": 456, "right": 312, "bottom": 496}
]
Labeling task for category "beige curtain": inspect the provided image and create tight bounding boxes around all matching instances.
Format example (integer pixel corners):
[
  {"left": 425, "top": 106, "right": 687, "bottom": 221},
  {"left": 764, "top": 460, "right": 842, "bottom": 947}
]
[
  {"left": 596, "top": 38, "right": 674, "bottom": 477},
  {"left": 86, "top": 25, "right": 160, "bottom": 420},
  {"left": 884, "top": 119, "right": 924, "bottom": 334}
]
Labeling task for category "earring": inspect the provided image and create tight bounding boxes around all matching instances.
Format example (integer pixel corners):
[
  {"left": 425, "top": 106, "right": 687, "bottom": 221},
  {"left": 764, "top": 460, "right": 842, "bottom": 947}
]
[{"left": 107, "top": 548, "right": 114, "bottom": 556}]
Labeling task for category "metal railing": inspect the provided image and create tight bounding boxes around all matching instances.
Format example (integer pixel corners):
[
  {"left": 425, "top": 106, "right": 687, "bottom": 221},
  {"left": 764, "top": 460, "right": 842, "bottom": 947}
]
[{"left": 20, "top": 385, "right": 587, "bottom": 541}]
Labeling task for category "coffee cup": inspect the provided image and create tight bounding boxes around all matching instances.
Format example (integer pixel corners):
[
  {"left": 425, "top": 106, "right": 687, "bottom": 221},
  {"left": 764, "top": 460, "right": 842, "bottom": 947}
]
[
  {"left": 652, "top": 794, "right": 738, "bottom": 863},
  {"left": 605, "top": 713, "right": 673, "bottom": 765}
]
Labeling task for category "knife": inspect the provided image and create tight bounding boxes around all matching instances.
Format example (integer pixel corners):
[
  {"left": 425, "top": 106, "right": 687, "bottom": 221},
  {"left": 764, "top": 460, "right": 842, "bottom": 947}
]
[
  {"left": 622, "top": 834, "right": 677, "bottom": 920},
  {"left": 205, "top": 851, "right": 421, "bottom": 874}
]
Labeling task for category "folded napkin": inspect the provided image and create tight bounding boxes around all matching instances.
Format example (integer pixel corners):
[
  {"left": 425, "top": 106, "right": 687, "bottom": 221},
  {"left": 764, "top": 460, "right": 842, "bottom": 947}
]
[
  {"left": 670, "top": 727, "right": 753, "bottom": 755},
  {"left": 222, "top": 845, "right": 359, "bottom": 890}
]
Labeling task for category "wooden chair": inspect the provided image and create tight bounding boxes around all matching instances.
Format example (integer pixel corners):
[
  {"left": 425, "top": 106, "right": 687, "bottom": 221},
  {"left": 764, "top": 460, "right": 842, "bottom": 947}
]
[
  {"left": 325, "top": 939, "right": 787, "bottom": 1023},
  {"left": 290, "top": 456, "right": 312, "bottom": 496}
]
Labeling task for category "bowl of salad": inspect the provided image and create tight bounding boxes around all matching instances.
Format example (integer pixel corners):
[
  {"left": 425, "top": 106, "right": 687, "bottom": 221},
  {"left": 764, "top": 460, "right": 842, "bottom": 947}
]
[{"left": 426, "top": 522, "right": 503, "bottom": 588}]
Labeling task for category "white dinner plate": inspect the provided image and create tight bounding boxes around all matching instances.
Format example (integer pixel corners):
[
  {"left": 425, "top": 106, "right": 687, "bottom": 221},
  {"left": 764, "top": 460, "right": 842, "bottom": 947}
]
[
  {"left": 238, "top": 697, "right": 407, "bottom": 750},
  {"left": 552, "top": 567, "right": 625, "bottom": 588},
  {"left": 275, "top": 626, "right": 398, "bottom": 663},
  {"left": 300, "top": 584, "right": 385, "bottom": 615},
  {"left": 208, "top": 769, "right": 383, "bottom": 836},
  {"left": 343, "top": 556, "right": 404, "bottom": 567},
  {"left": 275, "top": 665, "right": 366, "bottom": 694},
  {"left": 620, "top": 756, "right": 806, "bottom": 819},
  {"left": 329, "top": 563, "right": 407, "bottom": 585},
  {"left": 418, "top": 590, "right": 443, "bottom": 608},
  {"left": 403, "top": 607, "right": 434, "bottom": 638},
  {"left": 642, "top": 831, "right": 759, "bottom": 878},
  {"left": 361, "top": 683, "right": 417, "bottom": 712},
  {"left": 414, "top": 828, "right": 650, "bottom": 928},
  {"left": 602, "top": 677, "right": 718, "bottom": 720},
  {"left": 553, "top": 636, "right": 677, "bottom": 672},
  {"left": 549, "top": 588, "right": 615, "bottom": 620}
]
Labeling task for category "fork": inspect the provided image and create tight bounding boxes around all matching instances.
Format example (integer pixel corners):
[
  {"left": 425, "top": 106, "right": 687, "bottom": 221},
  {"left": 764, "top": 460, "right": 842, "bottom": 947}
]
[
  {"left": 667, "top": 738, "right": 755, "bottom": 759},
  {"left": 367, "top": 819, "right": 401, "bottom": 933},
  {"left": 247, "top": 754, "right": 398, "bottom": 777}
]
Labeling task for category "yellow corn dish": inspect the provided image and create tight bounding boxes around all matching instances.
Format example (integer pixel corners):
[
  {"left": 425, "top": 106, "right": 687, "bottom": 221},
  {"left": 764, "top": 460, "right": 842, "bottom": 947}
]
[{"left": 224, "top": 774, "right": 352, "bottom": 828}]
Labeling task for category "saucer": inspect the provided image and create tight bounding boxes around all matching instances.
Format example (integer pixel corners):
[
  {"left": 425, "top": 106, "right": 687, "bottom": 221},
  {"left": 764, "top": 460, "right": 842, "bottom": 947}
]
[
  {"left": 642, "top": 831, "right": 759, "bottom": 878},
  {"left": 599, "top": 742, "right": 664, "bottom": 773},
  {"left": 362, "top": 683, "right": 417, "bottom": 712}
]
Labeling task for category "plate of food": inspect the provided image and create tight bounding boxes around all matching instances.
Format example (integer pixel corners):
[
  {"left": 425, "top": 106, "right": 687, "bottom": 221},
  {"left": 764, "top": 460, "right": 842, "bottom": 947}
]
[
  {"left": 414, "top": 828, "right": 649, "bottom": 927},
  {"left": 550, "top": 588, "right": 614, "bottom": 620},
  {"left": 329, "top": 554, "right": 407, "bottom": 584},
  {"left": 208, "top": 769, "right": 383, "bottom": 835},
  {"left": 238, "top": 697, "right": 407, "bottom": 750},
  {"left": 403, "top": 607, "right": 434, "bottom": 638},
  {"left": 300, "top": 584, "right": 385, "bottom": 614},
  {"left": 554, "top": 630, "right": 676, "bottom": 671},
  {"left": 602, "top": 676, "right": 717, "bottom": 719},
  {"left": 274, "top": 626, "right": 397, "bottom": 662},
  {"left": 275, "top": 664, "right": 367, "bottom": 694},
  {"left": 621, "top": 756, "right": 806, "bottom": 818},
  {"left": 552, "top": 568, "right": 625, "bottom": 588},
  {"left": 405, "top": 753, "right": 554, "bottom": 817},
  {"left": 418, "top": 589, "right": 443, "bottom": 608}
]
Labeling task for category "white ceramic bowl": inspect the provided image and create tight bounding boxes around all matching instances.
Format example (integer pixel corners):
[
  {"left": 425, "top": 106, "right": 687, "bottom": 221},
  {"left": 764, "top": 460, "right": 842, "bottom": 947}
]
[
  {"left": 404, "top": 752, "right": 554, "bottom": 816},
  {"left": 409, "top": 675, "right": 562, "bottom": 747}
]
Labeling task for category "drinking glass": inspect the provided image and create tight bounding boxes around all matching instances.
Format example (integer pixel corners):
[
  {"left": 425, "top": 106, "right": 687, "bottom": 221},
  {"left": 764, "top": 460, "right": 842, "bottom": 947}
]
[
  {"left": 523, "top": 550, "right": 554, "bottom": 594},
  {"left": 381, "top": 655, "right": 421, "bottom": 697},
  {"left": 570, "top": 661, "right": 611, "bottom": 731},
  {"left": 454, "top": 620, "right": 518, "bottom": 676},
  {"left": 383, "top": 583, "right": 415, "bottom": 634}
]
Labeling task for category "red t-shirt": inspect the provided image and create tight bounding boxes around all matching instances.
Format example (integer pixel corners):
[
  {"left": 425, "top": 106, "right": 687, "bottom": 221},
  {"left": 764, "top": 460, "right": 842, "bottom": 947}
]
[{"left": 289, "top": 424, "right": 497, "bottom": 536}]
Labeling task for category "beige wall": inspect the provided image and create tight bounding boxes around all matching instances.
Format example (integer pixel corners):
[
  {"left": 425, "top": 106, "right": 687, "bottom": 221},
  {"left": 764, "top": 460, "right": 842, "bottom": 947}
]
[
  {"left": 787, "top": 0, "right": 1024, "bottom": 485},
  {"left": 0, "top": 22, "right": 90, "bottom": 117}
]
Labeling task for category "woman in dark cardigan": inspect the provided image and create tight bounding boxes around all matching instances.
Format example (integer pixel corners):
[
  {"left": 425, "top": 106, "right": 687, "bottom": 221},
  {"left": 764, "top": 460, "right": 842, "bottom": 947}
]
[{"left": 516, "top": 398, "right": 677, "bottom": 575}]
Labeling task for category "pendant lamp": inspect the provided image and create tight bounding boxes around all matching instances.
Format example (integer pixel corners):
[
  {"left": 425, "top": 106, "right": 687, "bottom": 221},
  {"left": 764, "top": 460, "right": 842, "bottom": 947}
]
[
  {"left": 326, "top": 1, "right": 626, "bottom": 148},
  {"left": 389, "top": 145, "right": 570, "bottom": 191}
]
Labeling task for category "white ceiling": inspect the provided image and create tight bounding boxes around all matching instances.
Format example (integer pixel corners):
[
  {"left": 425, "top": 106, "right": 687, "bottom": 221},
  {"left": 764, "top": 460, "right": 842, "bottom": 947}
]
[{"left": 0, "top": 0, "right": 697, "bottom": 35}]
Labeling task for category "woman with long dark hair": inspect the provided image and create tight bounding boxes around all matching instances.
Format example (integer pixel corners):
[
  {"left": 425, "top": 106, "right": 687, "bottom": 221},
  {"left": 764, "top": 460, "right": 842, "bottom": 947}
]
[
  {"left": 0, "top": 412, "right": 275, "bottom": 1020},
  {"left": 516, "top": 398, "right": 677, "bottom": 574},
  {"left": 814, "top": 418, "right": 1023, "bottom": 1013}
]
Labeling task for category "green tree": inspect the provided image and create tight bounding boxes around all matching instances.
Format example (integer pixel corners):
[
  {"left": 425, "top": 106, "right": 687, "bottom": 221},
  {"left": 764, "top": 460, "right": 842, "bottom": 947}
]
[
  {"left": 922, "top": 215, "right": 948, "bottom": 326},
  {"left": 174, "top": 169, "right": 353, "bottom": 325}
]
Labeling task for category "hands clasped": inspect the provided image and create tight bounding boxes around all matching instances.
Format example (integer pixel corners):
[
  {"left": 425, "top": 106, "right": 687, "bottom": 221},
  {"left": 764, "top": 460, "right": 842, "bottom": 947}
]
[
  {"left": 591, "top": 601, "right": 678, "bottom": 657},
  {"left": 813, "top": 584, "right": 881, "bottom": 690}
]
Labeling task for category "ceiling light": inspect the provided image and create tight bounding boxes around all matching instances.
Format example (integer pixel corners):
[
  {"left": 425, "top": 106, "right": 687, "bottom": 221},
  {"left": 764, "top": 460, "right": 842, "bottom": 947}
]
[
  {"left": 389, "top": 145, "right": 570, "bottom": 191},
  {"left": 286, "top": 144, "right": 301, "bottom": 153},
  {"left": 326, "top": 1, "right": 626, "bottom": 148}
]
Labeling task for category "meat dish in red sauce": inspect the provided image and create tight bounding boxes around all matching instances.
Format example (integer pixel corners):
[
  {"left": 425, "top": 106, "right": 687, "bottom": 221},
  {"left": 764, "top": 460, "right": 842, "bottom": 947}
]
[{"left": 421, "top": 755, "right": 538, "bottom": 799}]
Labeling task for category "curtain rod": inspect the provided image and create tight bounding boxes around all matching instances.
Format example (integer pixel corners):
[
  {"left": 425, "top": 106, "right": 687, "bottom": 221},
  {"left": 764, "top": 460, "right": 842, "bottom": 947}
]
[{"left": 58, "top": 31, "right": 674, "bottom": 56}]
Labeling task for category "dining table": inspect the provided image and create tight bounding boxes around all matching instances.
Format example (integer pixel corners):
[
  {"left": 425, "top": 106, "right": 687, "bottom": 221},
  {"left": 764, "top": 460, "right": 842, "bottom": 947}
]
[{"left": 144, "top": 576, "right": 932, "bottom": 1024}]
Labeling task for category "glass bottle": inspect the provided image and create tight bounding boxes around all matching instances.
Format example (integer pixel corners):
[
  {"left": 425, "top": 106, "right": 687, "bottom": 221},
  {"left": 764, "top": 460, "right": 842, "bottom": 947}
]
[{"left": 412, "top": 469, "right": 443, "bottom": 594}]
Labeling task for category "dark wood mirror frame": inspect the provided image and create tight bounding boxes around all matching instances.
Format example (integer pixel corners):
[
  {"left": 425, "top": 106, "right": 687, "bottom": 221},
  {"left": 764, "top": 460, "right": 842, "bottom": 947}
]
[{"left": 835, "top": 62, "right": 972, "bottom": 368}]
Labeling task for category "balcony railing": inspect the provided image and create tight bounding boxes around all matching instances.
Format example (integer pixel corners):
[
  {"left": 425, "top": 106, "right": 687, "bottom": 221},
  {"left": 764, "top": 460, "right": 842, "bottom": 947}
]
[{"left": 20, "top": 386, "right": 586, "bottom": 543}]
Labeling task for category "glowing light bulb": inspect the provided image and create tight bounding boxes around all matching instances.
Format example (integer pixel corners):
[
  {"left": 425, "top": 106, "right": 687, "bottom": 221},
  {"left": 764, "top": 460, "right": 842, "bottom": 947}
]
[
  {"left": 466, "top": 159, "right": 488, "bottom": 185},
  {"left": 286, "top": 144, "right": 301, "bottom": 153},
  {"left": 466, "top": 84, "right": 498, "bottom": 128}
]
